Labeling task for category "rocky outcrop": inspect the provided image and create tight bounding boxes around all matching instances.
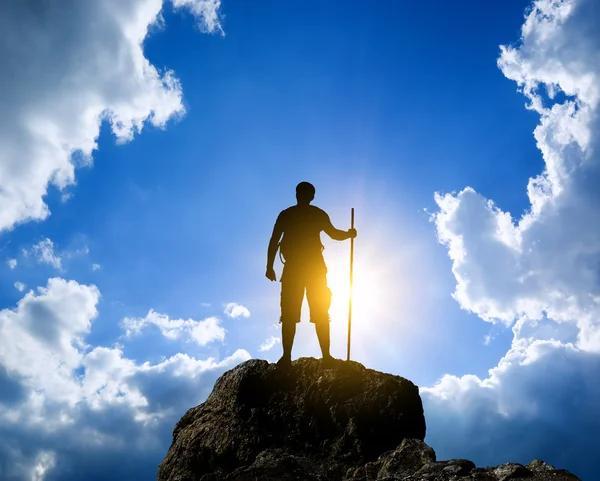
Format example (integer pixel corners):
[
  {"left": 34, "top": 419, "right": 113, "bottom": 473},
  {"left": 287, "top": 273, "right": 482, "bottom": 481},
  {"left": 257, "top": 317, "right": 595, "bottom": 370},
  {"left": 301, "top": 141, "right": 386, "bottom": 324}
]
[
  {"left": 157, "top": 357, "right": 580, "bottom": 481},
  {"left": 343, "top": 439, "right": 580, "bottom": 480}
]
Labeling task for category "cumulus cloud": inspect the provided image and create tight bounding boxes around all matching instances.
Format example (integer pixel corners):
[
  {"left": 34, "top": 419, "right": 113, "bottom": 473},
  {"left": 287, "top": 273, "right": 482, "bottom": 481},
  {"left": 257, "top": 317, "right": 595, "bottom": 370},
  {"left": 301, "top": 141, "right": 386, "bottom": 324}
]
[
  {"left": 24, "top": 238, "right": 63, "bottom": 270},
  {"left": 92, "top": 264, "right": 101, "bottom": 271},
  {"left": 7, "top": 258, "right": 17, "bottom": 270},
  {"left": 14, "top": 282, "right": 26, "bottom": 292},
  {"left": 432, "top": 0, "right": 600, "bottom": 346},
  {"left": 0, "top": 278, "right": 250, "bottom": 481},
  {"left": 0, "top": 278, "right": 100, "bottom": 407},
  {"left": 121, "top": 309, "right": 226, "bottom": 345},
  {"left": 224, "top": 302, "right": 250, "bottom": 319},
  {"left": 422, "top": 339, "right": 600, "bottom": 477},
  {"left": 259, "top": 336, "right": 281, "bottom": 352},
  {"left": 0, "top": 0, "right": 223, "bottom": 234},
  {"left": 426, "top": 0, "right": 600, "bottom": 478},
  {"left": 0, "top": 1, "right": 237, "bottom": 479}
]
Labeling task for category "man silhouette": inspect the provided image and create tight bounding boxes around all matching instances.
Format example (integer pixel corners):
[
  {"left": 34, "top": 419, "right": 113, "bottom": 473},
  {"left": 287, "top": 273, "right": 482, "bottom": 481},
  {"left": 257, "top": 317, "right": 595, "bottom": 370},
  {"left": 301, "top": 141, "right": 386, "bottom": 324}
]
[{"left": 266, "top": 182, "right": 357, "bottom": 368}]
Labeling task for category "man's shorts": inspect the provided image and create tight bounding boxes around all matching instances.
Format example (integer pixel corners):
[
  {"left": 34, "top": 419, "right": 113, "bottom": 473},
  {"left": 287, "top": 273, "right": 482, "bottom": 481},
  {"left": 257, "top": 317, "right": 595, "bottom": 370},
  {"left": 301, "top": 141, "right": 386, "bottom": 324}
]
[{"left": 279, "top": 263, "right": 331, "bottom": 325}]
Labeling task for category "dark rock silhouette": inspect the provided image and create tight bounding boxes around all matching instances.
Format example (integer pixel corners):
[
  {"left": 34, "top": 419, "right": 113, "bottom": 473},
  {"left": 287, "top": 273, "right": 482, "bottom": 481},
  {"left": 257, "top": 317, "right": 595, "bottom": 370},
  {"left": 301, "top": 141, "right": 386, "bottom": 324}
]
[{"left": 157, "top": 358, "right": 580, "bottom": 481}]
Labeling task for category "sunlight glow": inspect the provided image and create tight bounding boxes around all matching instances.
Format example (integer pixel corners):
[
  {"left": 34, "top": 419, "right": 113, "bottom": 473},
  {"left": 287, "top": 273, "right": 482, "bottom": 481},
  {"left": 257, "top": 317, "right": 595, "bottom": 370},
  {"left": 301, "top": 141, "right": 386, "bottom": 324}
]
[{"left": 323, "top": 239, "right": 406, "bottom": 362}]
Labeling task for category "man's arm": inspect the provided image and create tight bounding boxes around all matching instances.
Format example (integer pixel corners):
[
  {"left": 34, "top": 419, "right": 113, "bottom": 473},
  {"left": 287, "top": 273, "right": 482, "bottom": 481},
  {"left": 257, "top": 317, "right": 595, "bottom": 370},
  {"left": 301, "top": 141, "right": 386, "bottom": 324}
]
[
  {"left": 266, "top": 214, "right": 284, "bottom": 281},
  {"left": 323, "top": 213, "right": 357, "bottom": 241}
]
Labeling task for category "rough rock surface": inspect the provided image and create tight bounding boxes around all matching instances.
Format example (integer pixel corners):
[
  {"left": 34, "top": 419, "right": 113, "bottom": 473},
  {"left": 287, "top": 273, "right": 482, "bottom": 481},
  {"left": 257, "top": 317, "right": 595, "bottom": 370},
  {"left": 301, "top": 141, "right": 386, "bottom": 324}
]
[{"left": 157, "top": 357, "right": 580, "bottom": 481}]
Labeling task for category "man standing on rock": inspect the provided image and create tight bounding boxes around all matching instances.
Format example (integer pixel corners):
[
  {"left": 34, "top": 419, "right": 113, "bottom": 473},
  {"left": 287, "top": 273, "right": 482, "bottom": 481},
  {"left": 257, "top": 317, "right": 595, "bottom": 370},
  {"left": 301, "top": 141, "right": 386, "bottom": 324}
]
[{"left": 266, "top": 182, "right": 357, "bottom": 368}]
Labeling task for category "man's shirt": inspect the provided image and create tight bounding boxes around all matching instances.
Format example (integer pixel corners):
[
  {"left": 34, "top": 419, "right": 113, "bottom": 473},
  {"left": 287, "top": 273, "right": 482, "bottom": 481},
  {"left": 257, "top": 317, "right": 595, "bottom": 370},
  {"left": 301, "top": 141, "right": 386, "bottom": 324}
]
[{"left": 276, "top": 205, "right": 329, "bottom": 270}]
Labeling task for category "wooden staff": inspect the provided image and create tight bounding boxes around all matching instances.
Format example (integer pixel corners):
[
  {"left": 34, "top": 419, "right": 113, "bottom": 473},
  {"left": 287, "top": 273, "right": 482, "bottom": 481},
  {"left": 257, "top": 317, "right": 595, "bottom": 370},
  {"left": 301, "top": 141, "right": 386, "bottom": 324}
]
[{"left": 347, "top": 208, "right": 355, "bottom": 361}]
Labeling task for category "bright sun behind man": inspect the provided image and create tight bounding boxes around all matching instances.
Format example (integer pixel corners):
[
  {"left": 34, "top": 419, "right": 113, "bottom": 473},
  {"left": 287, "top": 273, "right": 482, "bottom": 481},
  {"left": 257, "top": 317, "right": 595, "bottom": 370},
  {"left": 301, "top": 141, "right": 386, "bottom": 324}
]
[{"left": 324, "top": 239, "right": 391, "bottom": 361}]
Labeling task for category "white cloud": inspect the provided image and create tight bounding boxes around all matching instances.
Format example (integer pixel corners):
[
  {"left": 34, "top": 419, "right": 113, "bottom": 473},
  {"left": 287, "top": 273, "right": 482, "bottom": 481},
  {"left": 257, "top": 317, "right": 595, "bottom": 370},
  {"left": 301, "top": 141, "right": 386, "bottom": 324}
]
[
  {"left": 137, "top": 348, "right": 251, "bottom": 379},
  {"left": 171, "top": 0, "right": 224, "bottom": 34},
  {"left": 0, "top": 278, "right": 250, "bottom": 480},
  {"left": 14, "top": 282, "right": 26, "bottom": 292},
  {"left": 7, "top": 258, "right": 17, "bottom": 270},
  {"left": 0, "top": 0, "right": 223, "bottom": 234},
  {"left": 0, "top": 1, "right": 236, "bottom": 478},
  {"left": 427, "top": 0, "right": 600, "bottom": 478},
  {"left": 259, "top": 336, "right": 281, "bottom": 352},
  {"left": 121, "top": 309, "right": 226, "bottom": 345},
  {"left": 432, "top": 0, "right": 600, "bottom": 350},
  {"left": 92, "top": 264, "right": 101, "bottom": 271},
  {"left": 31, "top": 450, "right": 56, "bottom": 481},
  {"left": 422, "top": 337, "right": 600, "bottom": 477},
  {"left": 224, "top": 302, "right": 250, "bottom": 319},
  {"left": 25, "top": 238, "right": 63, "bottom": 270},
  {"left": 0, "top": 278, "right": 100, "bottom": 407}
]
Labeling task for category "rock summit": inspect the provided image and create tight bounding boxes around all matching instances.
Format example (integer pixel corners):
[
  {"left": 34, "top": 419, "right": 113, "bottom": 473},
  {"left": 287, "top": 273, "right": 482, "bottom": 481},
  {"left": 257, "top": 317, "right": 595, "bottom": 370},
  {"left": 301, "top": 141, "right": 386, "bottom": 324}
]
[{"left": 158, "top": 358, "right": 580, "bottom": 481}]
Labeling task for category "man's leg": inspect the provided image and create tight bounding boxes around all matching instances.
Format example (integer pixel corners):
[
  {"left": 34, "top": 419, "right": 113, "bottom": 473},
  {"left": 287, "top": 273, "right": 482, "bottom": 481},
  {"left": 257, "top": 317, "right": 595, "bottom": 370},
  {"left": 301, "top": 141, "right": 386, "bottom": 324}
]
[
  {"left": 307, "top": 273, "right": 333, "bottom": 363},
  {"left": 281, "top": 321, "right": 297, "bottom": 363},
  {"left": 315, "top": 321, "right": 331, "bottom": 359},
  {"left": 278, "top": 270, "right": 303, "bottom": 366}
]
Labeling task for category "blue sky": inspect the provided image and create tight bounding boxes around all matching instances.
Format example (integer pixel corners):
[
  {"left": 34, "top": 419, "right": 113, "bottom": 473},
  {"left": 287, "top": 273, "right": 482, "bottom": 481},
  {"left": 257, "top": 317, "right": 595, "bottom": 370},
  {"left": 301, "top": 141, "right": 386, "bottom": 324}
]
[{"left": 1, "top": 0, "right": 599, "bottom": 479}]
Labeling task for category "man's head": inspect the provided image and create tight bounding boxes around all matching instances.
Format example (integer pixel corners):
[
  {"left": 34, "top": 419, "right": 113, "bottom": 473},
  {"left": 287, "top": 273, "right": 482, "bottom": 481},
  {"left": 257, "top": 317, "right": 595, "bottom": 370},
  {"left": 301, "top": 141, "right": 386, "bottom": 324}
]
[{"left": 296, "top": 182, "right": 315, "bottom": 205}]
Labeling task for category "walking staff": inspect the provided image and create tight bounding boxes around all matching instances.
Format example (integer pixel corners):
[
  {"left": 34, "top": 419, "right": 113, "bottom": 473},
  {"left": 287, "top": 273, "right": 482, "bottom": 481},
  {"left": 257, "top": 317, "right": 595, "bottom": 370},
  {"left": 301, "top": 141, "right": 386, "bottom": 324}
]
[{"left": 347, "top": 208, "right": 354, "bottom": 361}]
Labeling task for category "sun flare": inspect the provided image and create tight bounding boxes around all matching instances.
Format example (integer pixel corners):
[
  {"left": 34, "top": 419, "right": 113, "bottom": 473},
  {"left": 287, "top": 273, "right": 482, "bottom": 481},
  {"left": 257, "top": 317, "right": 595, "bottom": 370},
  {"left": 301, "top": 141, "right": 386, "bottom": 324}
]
[{"left": 321, "top": 240, "right": 398, "bottom": 361}]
